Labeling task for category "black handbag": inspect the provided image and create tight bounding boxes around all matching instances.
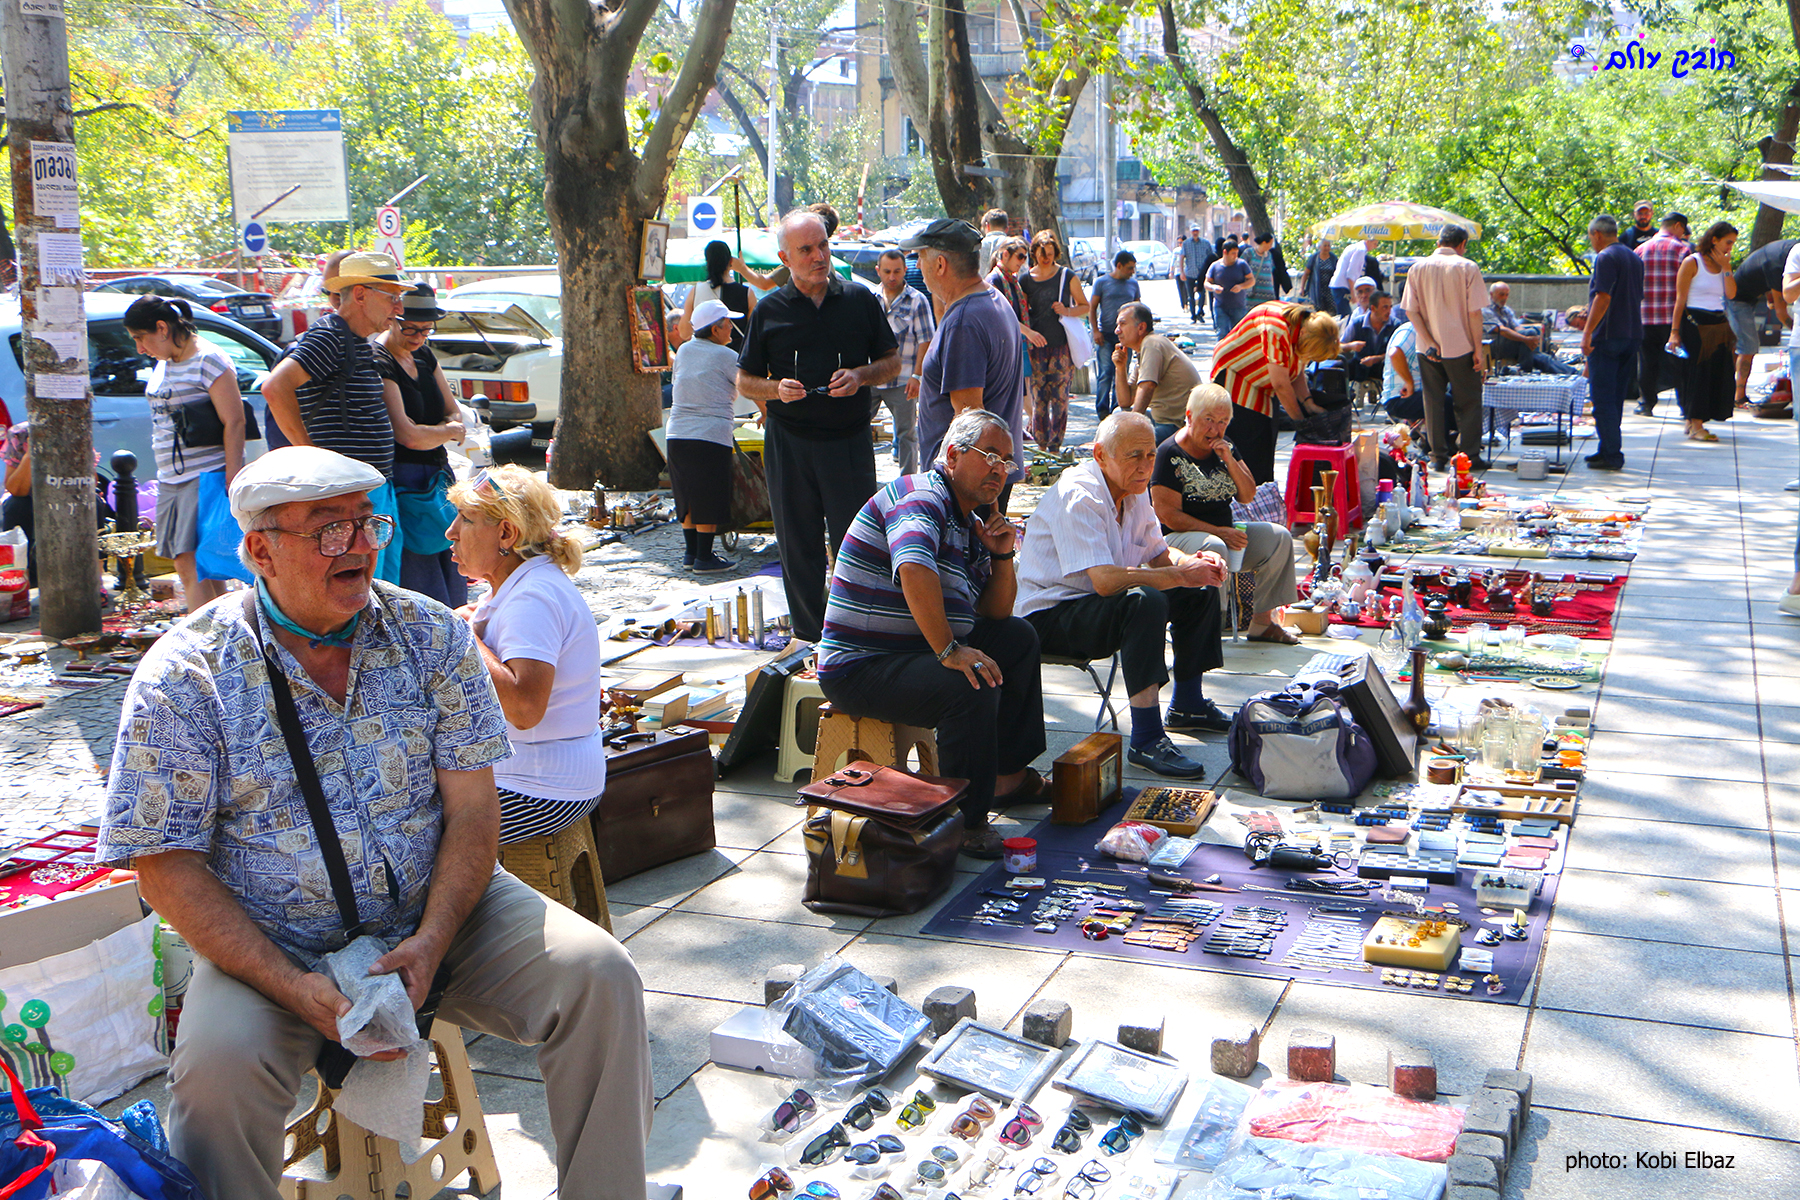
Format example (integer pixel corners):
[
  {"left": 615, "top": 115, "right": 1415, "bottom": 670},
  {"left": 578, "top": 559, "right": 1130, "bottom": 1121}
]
[{"left": 169, "top": 391, "right": 262, "bottom": 450}]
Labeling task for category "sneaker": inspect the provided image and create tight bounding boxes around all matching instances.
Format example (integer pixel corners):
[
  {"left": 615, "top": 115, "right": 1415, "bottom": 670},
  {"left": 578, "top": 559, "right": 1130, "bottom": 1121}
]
[
  {"left": 1164, "top": 699, "right": 1233, "bottom": 733},
  {"left": 1127, "top": 735, "right": 1208, "bottom": 779},
  {"left": 1779, "top": 591, "right": 1800, "bottom": 617},
  {"left": 961, "top": 827, "right": 1006, "bottom": 859},
  {"left": 1786, "top": 481, "right": 1799, "bottom": 492},
  {"left": 691, "top": 553, "right": 736, "bottom": 574}
]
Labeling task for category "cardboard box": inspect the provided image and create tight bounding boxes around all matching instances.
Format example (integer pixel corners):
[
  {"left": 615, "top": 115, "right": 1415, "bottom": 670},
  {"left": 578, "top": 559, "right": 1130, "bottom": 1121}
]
[
  {"left": 0, "top": 878, "right": 144, "bottom": 970},
  {"left": 709, "top": 1005, "right": 817, "bottom": 1077}
]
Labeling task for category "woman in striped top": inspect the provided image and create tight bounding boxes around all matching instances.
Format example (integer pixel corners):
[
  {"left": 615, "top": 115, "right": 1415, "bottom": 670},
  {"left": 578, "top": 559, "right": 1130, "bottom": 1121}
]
[{"left": 1209, "top": 302, "right": 1342, "bottom": 484}]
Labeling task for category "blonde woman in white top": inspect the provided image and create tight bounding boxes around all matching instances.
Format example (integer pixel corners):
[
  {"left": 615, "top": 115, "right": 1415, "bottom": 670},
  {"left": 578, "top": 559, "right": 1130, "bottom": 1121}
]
[{"left": 1667, "top": 220, "right": 1738, "bottom": 441}]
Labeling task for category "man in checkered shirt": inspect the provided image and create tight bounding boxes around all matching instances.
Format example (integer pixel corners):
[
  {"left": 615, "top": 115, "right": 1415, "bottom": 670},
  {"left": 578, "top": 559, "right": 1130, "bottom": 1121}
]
[
  {"left": 1634, "top": 212, "right": 1693, "bottom": 417},
  {"left": 870, "top": 248, "right": 937, "bottom": 474}
]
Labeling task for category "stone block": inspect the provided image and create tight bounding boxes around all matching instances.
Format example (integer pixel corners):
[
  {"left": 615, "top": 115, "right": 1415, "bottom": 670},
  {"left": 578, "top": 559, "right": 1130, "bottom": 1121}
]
[
  {"left": 1211, "top": 1023, "right": 1262, "bottom": 1078},
  {"left": 1444, "top": 1186, "right": 1498, "bottom": 1200},
  {"left": 1483, "top": 1067, "right": 1534, "bottom": 1119},
  {"left": 870, "top": 975, "right": 899, "bottom": 996},
  {"left": 1447, "top": 1154, "right": 1499, "bottom": 1191},
  {"left": 1286, "top": 1028, "right": 1336, "bottom": 1082},
  {"left": 764, "top": 964, "right": 805, "bottom": 1006},
  {"left": 1021, "top": 999, "right": 1073, "bottom": 1048},
  {"left": 1386, "top": 1046, "right": 1436, "bottom": 1101},
  {"left": 1460, "top": 1091, "right": 1514, "bottom": 1155},
  {"left": 1481, "top": 1084, "right": 1523, "bottom": 1143},
  {"left": 1118, "top": 1013, "right": 1165, "bottom": 1056},
  {"left": 1454, "top": 1133, "right": 1507, "bottom": 1184},
  {"left": 923, "top": 986, "right": 977, "bottom": 1038}
]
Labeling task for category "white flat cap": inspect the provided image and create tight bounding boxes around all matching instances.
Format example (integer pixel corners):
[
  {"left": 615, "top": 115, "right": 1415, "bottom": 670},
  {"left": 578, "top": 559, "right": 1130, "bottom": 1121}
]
[
  {"left": 230, "top": 447, "right": 384, "bottom": 531},
  {"left": 1354, "top": 276, "right": 1378, "bottom": 289}
]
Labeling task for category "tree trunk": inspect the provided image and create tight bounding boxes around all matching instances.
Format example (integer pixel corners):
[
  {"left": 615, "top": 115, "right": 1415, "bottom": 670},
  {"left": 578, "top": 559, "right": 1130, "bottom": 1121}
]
[
  {"left": 1158, "top": 0, "right": 1273, "bottom": 235},
  {"left": 1750, "top": 77, "right": 1800, "bottom": 252},
  {"left": 928, "top": 0, "right": 993, "bottom": 222},
  {"left": 715, "top": 73, "right": 769, "bottom": 178}
]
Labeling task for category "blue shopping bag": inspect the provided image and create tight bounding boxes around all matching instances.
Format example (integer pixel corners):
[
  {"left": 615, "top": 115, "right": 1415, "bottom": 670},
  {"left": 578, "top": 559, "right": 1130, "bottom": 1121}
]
[
  {"left": 1, "top": 1057, "right": 204, "bottom": 1200},
  {"left": 193, "top": 470, "right": 251, "bottom": 584}
]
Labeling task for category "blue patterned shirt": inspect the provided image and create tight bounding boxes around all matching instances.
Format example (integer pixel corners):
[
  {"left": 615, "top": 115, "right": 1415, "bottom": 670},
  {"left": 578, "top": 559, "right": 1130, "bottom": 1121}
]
[
  {"left": 817, "top": 468, "right": 991, "bottom": 680},
  {"left": 881, "top": 284, "right": 936, "bottom": 384},
  {"left": 98, "top": 582, "right": 512, "bottom": 965}
]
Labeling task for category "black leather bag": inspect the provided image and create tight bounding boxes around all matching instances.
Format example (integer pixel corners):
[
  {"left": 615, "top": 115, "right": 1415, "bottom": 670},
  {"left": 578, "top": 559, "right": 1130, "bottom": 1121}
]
[
  {"left": 797, "top": 765, "right": 967, "bottom": 918},
  {"left": 592, "top": 726, "right": 717, "bottom": 884}
]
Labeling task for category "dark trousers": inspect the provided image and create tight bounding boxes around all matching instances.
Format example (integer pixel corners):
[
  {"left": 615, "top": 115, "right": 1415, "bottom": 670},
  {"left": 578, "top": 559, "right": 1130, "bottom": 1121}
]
[
  {"left": 1421, "top": 352, "right": 1484, "bottom": 463},
  {"left": 1225, "top": 405, "right": 1279, "bottom": 485},
  {"left": 1175, "top": 276, "right": 1192, "bottom": 314},
  {"left": 764, "top": 421, "right": 878, "bottom": 644},
  {"left": 819, "top": 617, "right": 1045, "bottom": 829},
  {"left": 1185, "top": 275, "right": 1204, "bottom": 319},
  {"left": 1026, "top": 586, "right": 1222, "bottom": 701},
  {"left": 1095, "top": 335, "right": 1119, "bottom": 418},
  {"left": 1587, "top": 336, "right": 1639, "bottom": 463},
  {"left": 1639, "top": 323, "right": 1680, "bottom": 411}
]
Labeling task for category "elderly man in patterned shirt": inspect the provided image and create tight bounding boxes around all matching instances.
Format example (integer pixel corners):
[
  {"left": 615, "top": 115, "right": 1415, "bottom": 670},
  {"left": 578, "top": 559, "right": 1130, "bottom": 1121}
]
[{"left": 97, "top": 446, "right": 651, "bottom": 1200}]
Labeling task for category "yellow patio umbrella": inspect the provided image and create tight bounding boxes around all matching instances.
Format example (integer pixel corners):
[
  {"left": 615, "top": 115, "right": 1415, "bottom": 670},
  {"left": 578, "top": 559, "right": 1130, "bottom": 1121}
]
[{"left": 1312, "top": 202, "right": 1483, "bottom": 242}]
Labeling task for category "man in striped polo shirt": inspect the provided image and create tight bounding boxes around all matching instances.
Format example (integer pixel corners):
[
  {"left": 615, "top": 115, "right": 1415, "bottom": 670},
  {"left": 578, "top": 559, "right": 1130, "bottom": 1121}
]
[{"left": 816, "top": 410, "right": 1047, "bottom": 860}]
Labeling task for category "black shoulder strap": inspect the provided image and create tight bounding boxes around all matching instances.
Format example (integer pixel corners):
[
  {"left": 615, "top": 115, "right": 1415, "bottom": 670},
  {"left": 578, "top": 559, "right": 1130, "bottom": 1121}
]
[{"left": 242, "top": 592, "right": 365, "bottom": 939}]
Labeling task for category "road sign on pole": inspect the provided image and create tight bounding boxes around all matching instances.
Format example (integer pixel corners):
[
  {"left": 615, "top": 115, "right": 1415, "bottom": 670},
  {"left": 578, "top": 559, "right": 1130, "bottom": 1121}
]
[
  {"left": 689, "top": 197, "right": 722, "bottom": 237},
  {"left": 374, "top": 205, "right": 404, "bottom": 270},
  {"left": 241, "top": 221, "right": 267, "bottom": 254}
]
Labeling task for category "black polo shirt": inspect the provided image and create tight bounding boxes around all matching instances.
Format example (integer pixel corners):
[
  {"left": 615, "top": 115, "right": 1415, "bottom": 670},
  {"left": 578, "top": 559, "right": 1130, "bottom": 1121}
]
[
  {"left": 1734, "top": 238, "right": 1800, "bottom": 299},
  {"left": 738, "top": 275, "right": 899, "bottom": 439}
]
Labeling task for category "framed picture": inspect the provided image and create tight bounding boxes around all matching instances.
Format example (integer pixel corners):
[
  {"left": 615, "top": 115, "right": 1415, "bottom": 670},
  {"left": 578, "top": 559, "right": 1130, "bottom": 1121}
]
[
  {"left": 917, "top": 1017, "right": 1064, "bottom": 1103},
  {"left": 629, "top": 285, "right": 670, "bottom": 373},
  {"left": 640, "top": 219, "right": 669, "bottom": 281}
]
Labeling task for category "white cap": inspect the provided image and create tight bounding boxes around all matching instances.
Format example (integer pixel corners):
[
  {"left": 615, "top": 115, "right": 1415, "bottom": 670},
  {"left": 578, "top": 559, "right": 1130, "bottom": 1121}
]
[
  {"left": 230, "top": 447, "right": 384, "bottom": 532},
  {"left": 1354, "top": 275, "right": 1377, "bottom": 290},
  {"left": 690, "top": 298, "right": 743, "bottom": 331}
]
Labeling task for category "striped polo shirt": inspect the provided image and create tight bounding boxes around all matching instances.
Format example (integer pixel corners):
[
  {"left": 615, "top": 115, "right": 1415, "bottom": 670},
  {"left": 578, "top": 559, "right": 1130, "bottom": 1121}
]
[
  {"left": 281, "top": 312, "right": 395, "bottom": 479},
  {"left": 817, "top": 468, "right": 991, "bottom": 680},
  {"left": 1209, "top": 302, "right": 1299, "bottom": 419}
]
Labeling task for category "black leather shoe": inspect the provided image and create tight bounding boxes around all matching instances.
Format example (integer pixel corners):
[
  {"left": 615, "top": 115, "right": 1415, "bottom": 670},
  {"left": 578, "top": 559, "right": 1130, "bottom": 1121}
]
[
  {"left": 1164, "top": 699, "right": 1233, "bottom": 733},
  {"left": 1127, "top": 736, "right": 1208, "bottom": 779}
]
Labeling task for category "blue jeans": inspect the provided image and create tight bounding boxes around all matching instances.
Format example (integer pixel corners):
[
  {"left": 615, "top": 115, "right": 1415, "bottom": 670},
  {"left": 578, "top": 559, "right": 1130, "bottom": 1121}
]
[
  {"left": 1096, "top": 336, "right": 1119, "bottom": 418},
  {"left": 1152, "top": 420, "right": 1180, "bottom": 445},
  {"left": 1587, "top": 336, "right": 1639, "bottom": 463},
  {"left": 1213, "top": 297, "right": 1247, "bottom": 341},
  {"left": 1330, "top": 287, "right": 1351, "bottom": 317}
]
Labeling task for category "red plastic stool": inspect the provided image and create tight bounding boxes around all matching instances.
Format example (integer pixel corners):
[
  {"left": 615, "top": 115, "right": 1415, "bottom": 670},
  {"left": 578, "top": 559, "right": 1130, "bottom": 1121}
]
[{"left": 1284, "top": 444, "right": 1363, "bottom": 538}]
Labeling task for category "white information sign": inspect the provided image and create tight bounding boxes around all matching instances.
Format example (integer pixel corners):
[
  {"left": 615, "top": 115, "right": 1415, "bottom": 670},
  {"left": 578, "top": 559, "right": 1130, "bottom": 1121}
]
[
  {"left": 227, "top": 110, "right": 350, "bottom": 225},
  {"left": 19, "top": 0, "right": 65, "bottom": 18},
  {"left": 36, "top": 374, "right": 86, "bottom": 399},
  {"left": 37, "top": 232, "right": 85, "bottom": 288},
  {"left": 29, "top": 141, "right": 78, "bottom": 220}
]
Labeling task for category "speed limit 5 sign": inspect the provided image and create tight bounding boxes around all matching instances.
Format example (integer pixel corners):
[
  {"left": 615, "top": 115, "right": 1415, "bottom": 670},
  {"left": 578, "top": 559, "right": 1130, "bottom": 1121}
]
[{"left": 375, "top": 206, "right": 402, "bottom": 238}]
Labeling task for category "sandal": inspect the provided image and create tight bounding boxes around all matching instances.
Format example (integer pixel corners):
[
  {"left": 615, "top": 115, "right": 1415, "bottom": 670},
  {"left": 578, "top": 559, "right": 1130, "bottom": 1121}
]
[
  {"left": 993, "top": 768, "right": 1047, "bottom": 809},
  {"left": 1687, "top": 429, "right": 1719, "bottom": 442},
  {"left": 1246, "top": 624, "right": 1302, "bottom": 645}
]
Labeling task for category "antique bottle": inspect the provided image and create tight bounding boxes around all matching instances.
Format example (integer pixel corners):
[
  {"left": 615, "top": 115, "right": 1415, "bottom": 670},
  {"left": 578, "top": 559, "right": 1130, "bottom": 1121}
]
[{"left": 1401, "top": 648, "right": 1432, "bottom": 735}]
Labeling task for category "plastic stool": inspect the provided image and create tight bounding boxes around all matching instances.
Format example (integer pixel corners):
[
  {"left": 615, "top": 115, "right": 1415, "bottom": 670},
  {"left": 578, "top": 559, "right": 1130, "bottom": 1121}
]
[
  {"left": 1284, "top": 444, "right": 1363, "bottom": 539},
  {"left": 810, "top": 703, "right": 939, "bottom": 779},
  {"left": 498, "top": 816, "right": 612, "bottom": 933},
  {"left": 775, "top": 672, "right": 828, "bottom": 782},
  {"left": 280, "top": 1019, "right": 501, "bottom": 1200}
]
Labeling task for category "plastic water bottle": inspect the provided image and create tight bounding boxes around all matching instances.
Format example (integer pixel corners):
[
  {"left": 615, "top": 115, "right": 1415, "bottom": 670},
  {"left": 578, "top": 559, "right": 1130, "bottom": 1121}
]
[{"left": 1400, "top": 571, "right": 1425, "bottom": 651}]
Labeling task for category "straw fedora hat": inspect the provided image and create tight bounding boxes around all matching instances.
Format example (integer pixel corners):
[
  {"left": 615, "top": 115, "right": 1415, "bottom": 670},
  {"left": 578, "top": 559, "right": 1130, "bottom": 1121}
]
[{"left": 327, "top": 250, "right": 410, "bottom": 293}]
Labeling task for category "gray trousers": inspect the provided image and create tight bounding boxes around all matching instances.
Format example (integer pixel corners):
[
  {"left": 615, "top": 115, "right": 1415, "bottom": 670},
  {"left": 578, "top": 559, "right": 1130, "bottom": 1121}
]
[
  {"left": 870, "top": 384, "right": 919, "bottom": 474},
  {"left": 168, "top": 870, "right": 653, "bottom": 1200},
  {"left": 1166, "top": 523, "right": 1299, "bottom": 615}
]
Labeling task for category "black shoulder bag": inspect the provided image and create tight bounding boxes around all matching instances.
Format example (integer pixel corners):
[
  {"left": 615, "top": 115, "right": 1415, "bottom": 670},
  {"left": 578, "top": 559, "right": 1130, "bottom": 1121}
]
[{"left": 242, "top": 593, "right": 448, "bottom": 1086}]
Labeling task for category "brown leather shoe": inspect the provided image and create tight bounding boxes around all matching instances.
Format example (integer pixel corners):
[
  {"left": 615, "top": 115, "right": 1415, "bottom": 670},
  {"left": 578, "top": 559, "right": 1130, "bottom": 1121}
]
[
  {"left": 993, "top": 768, "right": 1047, "bottom": 809},
  {"left": 1753, "top": 402, "right": 1792, "bottom": 420},
  {"left": 960, "top": 827, "right": 1006, "bottom": 860}
]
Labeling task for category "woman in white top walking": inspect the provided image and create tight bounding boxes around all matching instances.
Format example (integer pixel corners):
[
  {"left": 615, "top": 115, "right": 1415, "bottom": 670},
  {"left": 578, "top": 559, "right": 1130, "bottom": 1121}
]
[
  {"left": 124, "top": 294, "right": 246, "bottom": 611},
  {"left": 1667, "top": 220, "right": 1738, "bottom": 442}
]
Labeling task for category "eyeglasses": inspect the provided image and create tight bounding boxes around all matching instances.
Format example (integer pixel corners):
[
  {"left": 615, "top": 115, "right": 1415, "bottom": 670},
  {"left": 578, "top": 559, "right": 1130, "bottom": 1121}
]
[
  {"left": 470, "top": 468, "right": 504, "bottom": 496},
  {"left": 968, "top": 1145, "right": 1008, "bottom": 1188},
  {"left": 769, "top": 1088, "right": 815, "bottom": 1134},
  {"left": 1062, "top": 1160, "right": 1112, "bottom": 1199},
  {"left": 799, "top": 1121, "right": 850, "bottom": 1166},
  {"left": 1012, "top": 1156, "right": 1059, "bottom": 1194},
  {"left": 845, "top": 1136, "right": 904, "bottom": 1166},
  {"left": 999, "top": 1102, "right": 1043, "bottom": 1149},
  {"left": 844, "top": 1087, "right": 893, "bottom": 1130},
  {"left": 1097, "top": 1113, "right": 1143, "bottom": 1156},
  {"left": 265, "top": 513, "right": 394, "bottom": 558},
  {"left": 949, "top": 1095, "right": 997, "bottom": 1141},
  {"left": 894, "top": 1090, "right": 937, "bottom": 1131},
  {"left": 394, "top": 321, "right": 435, "bottom": 337},
  {"left": 793, "top": 351, "right": 843, "bottom": 397},
  {"left": 748, "top": 1166, "right": 793, "bottom": 1199},
  {"left": 868, "top": 1186, "right": 903, "bottom": 1200},
  {"left": 801, "top": 1184, "right": 840, "bottom": 1200},
  {"left": 915, "top": 1161, "right": 947, "bottom": 1186},
  {"left": 963, "top": 445, "right": 1011, "bottom": 473},
  {"left": 929, "top": 1142, "right": 963, "bottom": 1166}
]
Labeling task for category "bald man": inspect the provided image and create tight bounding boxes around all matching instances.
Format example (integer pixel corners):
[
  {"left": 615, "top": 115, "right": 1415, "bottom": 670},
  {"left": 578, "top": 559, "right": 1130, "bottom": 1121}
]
[
  {"left": 1015, "top": 412, "right": 1228, "bottom": 779},
  {"left": 738, "top": 211, "right": 901, "bottom": 642}
]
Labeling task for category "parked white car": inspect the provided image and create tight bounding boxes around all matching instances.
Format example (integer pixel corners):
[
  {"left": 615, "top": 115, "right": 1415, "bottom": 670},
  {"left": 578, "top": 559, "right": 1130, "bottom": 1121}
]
[
  {"left": 1122, "top": 240, "right": 1176, "bottom": 281},
  {"left": 435, "top": 276, "right": 564, "bottom": 447}
]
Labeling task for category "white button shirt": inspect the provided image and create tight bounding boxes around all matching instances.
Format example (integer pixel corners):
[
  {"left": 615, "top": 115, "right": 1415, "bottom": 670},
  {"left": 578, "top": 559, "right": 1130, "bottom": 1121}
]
[{"left": 1016, "top": 458, "right": 1168, "bottom": 617}]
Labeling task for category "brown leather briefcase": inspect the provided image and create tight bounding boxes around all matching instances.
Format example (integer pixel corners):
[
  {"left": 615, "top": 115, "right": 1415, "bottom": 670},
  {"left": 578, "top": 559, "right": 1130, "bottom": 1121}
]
[
  {"left": 592, "top": 726, "right": 717, "bottom": 884},
  {"left": 796, "top": 765, "right": 967, "bottom": 918}
]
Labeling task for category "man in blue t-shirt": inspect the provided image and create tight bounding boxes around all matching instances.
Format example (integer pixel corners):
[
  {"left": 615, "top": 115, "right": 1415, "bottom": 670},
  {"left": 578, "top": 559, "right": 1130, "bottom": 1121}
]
[
  {"left": 1581, "top": 215, "right": 1645, "bottom": 471},
  {"left": 1089, "top": 251, "right": 1142, "bottom": 419},
  {"left": 908, "top": 219, "right": 1027, "bottom": 511}
]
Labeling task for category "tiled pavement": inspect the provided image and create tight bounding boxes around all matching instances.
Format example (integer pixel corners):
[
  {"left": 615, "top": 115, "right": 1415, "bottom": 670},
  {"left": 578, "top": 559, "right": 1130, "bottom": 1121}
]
[{"left": 91, "top": 290, "right": 1800, "bottom": 1196}]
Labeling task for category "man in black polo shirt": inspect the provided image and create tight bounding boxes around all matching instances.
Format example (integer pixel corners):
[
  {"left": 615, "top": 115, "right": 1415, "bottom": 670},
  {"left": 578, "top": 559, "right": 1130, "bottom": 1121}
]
[
  {"left": 1730, "top": 236, "right": 1796, "bottom": 407},
  {"left": 738, "top": 211, "right": 901, "bottom": 643},
  {"left": 262, "top": 249, "right": 411, "bottom": 582}
]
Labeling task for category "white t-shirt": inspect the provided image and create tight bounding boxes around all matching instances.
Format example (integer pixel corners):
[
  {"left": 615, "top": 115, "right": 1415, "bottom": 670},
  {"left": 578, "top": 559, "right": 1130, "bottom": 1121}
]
[
  {"left": 1015, "top": 458, "right": 1167, "bottom": 617},
  {"left": 1330, "top": 242, "right": 1369, "bottom": 291},
  {"left": 148, "top": 347, "right": 234, "bottom": 482},
  {"left": 472, "top": 555, "right": 607, "bottom": 801},
  {"left": 667, "top": 338, "right": 740, "bottom": 445}
]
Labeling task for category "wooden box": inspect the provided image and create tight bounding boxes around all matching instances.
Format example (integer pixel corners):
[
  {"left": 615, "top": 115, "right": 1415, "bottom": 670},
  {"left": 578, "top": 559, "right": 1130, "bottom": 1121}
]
[{"left": 1051, "top": 732, "right": 1123, "bottom": 825}]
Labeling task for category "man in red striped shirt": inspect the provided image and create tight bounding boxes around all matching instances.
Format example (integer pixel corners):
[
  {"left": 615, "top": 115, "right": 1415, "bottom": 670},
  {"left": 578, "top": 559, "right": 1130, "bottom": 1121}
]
[{"left": 1633, "top": 212, "right": 1692, "bottom": 417}]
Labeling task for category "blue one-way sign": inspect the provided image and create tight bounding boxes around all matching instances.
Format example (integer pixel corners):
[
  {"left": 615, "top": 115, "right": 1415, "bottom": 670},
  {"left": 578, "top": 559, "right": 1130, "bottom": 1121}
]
[{"left": 242, "top": 221, "right": 268, "bottom": 254}]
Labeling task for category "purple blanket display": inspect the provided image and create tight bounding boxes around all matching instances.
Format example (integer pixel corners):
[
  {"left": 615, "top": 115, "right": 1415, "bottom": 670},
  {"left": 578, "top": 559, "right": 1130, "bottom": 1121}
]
[{"left": 919, "top": 793, "right": 1559, "bottom": 1004}]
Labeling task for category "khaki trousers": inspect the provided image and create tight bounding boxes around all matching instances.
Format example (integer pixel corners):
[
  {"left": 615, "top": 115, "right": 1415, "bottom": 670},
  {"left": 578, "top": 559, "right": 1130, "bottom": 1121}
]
[
  {"left": 1166, "top": 523, "right": 1299, "bottom": 616},
  {"left": 169, "top": 870, "right": 653, "bottom": 1200}
]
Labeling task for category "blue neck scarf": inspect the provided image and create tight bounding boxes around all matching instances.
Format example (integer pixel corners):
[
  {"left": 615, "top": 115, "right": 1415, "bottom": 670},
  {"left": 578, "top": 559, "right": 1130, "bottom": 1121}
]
[{"left": 256, "top": 579, "right": 360, "bottom": 650}]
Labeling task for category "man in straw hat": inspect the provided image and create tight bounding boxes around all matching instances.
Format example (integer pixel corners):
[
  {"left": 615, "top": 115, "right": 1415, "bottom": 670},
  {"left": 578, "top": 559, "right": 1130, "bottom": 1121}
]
[
  {"left": 262, "top": 249, "right": 413, "bottom": 581},
  {"left": 97, "top": 446, "right": 653, "bottom": 1200}
]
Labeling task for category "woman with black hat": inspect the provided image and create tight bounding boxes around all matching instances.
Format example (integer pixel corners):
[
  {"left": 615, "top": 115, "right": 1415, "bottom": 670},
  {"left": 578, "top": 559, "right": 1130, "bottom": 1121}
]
[{"left": 373, "top": 283, "right": 470, "bottom": 605}]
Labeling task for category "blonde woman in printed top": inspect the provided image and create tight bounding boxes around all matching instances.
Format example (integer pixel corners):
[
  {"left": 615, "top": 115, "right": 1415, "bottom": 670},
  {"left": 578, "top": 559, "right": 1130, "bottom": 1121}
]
[{"left": 124, "top": 294, "right": 245, "bottom": 611}]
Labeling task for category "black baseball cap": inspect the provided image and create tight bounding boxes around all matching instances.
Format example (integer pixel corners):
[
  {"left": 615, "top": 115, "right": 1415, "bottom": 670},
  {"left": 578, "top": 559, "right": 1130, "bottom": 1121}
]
[{"left": 899, "top": 218, "right": 982, "bottom": 252}]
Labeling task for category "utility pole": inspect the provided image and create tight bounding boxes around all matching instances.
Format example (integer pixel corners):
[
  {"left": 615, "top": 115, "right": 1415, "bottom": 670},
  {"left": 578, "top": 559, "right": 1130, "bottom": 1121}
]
[
  {"left": 1099, "top": 70, "right": 1116, "bottom": 252},
  {"left": 766, "top": 7, "right": 780, "bottom": 222},
  {"left": 3, "top": 0, "right": 101, "bottom": 637}
]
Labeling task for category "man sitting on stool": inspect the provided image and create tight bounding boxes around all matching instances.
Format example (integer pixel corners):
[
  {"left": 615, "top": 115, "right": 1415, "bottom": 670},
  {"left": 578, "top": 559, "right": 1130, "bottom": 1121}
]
[
  {"left": 816, "top": 410, "right": 1047, "bottom": 860},
  {"left": 1017, "top": 411, "right": 1228, "bottom": 780}
]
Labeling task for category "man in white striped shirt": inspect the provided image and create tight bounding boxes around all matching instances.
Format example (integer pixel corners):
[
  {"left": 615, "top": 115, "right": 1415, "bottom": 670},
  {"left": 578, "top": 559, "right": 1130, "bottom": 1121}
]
[{"left": 1016, "top": 412, "right": 1228, "bottom": 778}]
